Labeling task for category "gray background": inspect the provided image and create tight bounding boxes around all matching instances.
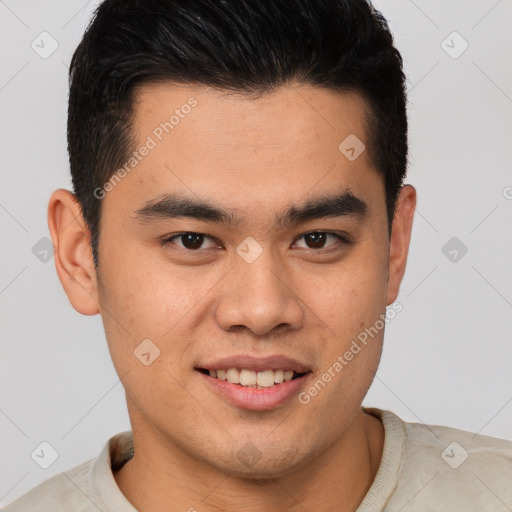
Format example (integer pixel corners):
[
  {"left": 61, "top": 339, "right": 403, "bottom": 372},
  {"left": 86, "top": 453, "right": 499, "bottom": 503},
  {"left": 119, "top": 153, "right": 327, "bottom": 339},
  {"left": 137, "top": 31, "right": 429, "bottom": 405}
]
[{"left": 1, "top": 0, "right": 511, "bottom": 505}]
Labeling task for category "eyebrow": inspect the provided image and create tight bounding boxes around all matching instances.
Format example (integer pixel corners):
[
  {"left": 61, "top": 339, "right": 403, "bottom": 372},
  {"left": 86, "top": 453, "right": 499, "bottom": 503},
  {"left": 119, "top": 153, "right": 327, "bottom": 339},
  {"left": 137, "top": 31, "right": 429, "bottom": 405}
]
[{"left": 133, "top": 189, "right": 368, "bottom": 229}]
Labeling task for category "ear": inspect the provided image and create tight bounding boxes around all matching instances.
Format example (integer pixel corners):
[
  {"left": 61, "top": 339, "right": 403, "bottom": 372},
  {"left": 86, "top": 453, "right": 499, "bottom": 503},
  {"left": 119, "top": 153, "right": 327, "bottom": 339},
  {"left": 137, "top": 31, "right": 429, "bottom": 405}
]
[
  {"left": 386, "top": 184, "right": 416, "bottom": 305},
  {"left": 47, "top": 189, "right": 100, "bottom": 315}
]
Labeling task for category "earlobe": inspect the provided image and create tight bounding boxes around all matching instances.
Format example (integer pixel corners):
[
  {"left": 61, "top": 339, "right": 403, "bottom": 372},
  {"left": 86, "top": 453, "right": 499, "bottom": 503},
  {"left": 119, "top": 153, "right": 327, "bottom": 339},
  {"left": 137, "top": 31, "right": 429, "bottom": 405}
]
[
  {"left": 386, "top": 184, "right": 417, "bottom": 305},
  {"left": 47, "top": 189, "right": 100, "bottom": 315}
]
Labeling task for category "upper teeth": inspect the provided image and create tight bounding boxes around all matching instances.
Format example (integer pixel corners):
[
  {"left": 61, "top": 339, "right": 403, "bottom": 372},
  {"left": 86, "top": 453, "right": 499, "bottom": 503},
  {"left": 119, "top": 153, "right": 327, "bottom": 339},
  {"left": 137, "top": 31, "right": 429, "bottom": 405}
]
[{"left": 208, "top": 368, "right": 295, "bottom": 387}]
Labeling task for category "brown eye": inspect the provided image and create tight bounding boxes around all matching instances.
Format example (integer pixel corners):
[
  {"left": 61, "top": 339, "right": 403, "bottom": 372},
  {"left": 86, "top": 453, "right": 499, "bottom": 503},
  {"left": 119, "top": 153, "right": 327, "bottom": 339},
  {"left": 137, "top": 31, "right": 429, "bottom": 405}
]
[
  {"left": 162, "top": 232, "right": 218, "bottom": 251},
  {"left": 294, "top": 232, "right": 346, "bottom": 250},
  {"left": 304, "top": 232, "right": 327, "bottom": 249},
  {"left": 180, "top": 233, "right": 205, "bottom": 250}
]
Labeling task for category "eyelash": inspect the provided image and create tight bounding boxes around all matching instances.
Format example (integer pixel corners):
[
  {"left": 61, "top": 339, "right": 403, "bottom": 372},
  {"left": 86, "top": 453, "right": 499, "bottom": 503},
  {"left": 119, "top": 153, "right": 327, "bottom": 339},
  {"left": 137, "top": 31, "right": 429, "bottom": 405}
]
[{"left": 160, "top": 231, "right": 352, "bottom": 252}]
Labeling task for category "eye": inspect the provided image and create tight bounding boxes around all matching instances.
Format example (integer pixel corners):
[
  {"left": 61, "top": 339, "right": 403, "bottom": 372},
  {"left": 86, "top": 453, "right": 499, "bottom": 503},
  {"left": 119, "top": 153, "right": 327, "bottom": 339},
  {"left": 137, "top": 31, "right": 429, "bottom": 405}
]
[
  {"left": 162, "top": 232, "right": 220, "bottom": 251},
  {"left": 293, "top": 231, "right": 349, "bottom": 250},
  {"left": 161, "top": 231, "right": 350, "bottom": 253}
]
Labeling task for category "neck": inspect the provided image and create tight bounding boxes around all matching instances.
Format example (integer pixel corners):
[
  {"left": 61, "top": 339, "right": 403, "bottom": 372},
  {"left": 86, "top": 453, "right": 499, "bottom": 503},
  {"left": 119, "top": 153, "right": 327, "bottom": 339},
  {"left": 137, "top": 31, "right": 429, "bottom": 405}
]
[{"left": 114, "top": 409, "right": 384, "bottom": 512}]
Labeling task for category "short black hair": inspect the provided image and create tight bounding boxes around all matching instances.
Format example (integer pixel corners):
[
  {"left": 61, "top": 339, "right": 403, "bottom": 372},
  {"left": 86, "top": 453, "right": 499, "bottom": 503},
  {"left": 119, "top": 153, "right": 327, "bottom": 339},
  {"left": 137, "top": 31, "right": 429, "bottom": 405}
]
[{"left": 68, "top": 0, "right": 408, "bottom": 268}]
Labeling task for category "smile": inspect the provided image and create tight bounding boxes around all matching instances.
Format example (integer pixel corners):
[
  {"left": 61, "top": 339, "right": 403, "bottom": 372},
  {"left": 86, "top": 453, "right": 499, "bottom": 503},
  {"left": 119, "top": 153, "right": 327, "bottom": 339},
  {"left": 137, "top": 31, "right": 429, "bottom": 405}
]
[
  {"left": 198, "top": 368, "right": 307, "bottom": 388},
  {"left": 195, "top": 355, "right": 312, "bottom": 410}
]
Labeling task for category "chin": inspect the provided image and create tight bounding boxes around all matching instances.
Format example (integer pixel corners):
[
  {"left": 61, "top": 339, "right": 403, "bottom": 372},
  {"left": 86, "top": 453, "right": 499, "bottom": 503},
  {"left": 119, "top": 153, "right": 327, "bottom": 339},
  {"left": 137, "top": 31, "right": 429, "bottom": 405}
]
[
  {"left": 206, "top": 445, "right": 312, "bottom": 481},
  {"left": 223, "top": 461, "right": 302, "bottom": 481}
]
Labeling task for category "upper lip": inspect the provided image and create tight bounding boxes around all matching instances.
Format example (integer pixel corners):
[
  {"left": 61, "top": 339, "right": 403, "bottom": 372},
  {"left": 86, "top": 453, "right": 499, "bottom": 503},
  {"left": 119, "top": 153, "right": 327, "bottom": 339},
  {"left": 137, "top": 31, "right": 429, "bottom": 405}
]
[{"left": 196, "top": 354, "right": 312, "bottom": 373}]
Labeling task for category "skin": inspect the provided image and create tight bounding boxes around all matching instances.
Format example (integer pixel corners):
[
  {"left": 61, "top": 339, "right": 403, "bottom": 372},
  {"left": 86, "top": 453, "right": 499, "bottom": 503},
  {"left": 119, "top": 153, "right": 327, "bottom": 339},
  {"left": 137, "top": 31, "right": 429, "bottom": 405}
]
[{"left": 48, "top": 82, "right": 416, "bottom": 512}]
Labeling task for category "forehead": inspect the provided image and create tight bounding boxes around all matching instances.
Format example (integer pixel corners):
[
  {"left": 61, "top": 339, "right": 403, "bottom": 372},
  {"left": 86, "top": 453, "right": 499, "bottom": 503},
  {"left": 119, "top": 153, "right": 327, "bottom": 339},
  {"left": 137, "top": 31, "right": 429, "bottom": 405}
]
[
  {"left": 108, "top": 82, "right": 384, "bottom": 227},
  {"left": 131, "top": 81, "right": 372, "bottom": 150}
]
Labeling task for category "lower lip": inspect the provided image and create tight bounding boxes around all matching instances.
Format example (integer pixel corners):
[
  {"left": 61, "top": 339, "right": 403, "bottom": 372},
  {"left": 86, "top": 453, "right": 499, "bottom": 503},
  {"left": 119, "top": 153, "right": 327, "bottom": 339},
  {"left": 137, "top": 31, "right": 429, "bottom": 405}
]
[{"left": 197, "top": 371, "right": 311, "bottom": 411}]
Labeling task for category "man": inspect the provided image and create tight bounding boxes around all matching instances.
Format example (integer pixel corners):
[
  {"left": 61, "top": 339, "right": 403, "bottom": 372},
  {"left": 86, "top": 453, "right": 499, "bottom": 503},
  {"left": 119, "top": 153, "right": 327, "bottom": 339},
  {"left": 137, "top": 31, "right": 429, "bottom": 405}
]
[{"left": 4, "top": 0, "right": 511, "bottom": 511}]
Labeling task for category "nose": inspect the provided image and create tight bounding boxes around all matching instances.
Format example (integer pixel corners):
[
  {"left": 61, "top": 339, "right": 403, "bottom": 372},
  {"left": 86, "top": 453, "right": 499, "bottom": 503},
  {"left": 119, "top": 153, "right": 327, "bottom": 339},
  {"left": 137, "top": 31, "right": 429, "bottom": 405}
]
[{"left": 214, "top": 250, "right": 304, "bottom": 337}]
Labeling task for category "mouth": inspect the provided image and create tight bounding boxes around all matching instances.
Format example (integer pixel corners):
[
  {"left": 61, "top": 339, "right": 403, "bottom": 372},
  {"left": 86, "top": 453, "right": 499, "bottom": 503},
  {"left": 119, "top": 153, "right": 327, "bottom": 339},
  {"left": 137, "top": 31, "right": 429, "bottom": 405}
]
[
  {"left": 194, "top": 355, "right": 313, "bottom": 411},
  {"left": 196, "top": 367, "right": 309, "bottom": 389}
]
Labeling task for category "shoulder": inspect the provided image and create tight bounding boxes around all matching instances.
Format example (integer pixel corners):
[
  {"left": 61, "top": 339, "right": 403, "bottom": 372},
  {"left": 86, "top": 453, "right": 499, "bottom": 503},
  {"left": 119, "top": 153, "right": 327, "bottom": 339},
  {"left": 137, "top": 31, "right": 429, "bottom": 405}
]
[
  {"left": 402, "top": 414, "right": 512, "bottom": 474},
  {"left": 2, "top": 431, "right": 134, "bottom": 512},
  {"left": 2, "top": 458, "right": 96, "bottom": 512},
  {"left": 378, "top": 409, "right": 512, "bottom": 510}
]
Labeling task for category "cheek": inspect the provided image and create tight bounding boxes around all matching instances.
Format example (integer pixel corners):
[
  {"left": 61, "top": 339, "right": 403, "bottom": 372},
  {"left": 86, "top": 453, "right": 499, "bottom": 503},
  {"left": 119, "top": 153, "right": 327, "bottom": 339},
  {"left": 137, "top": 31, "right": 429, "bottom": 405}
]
[
  {"left": 96, "top": 240, "right": 217, "bottom": 377},
  {"left": 301, "top": 264, "right": 386, "bottom": 428},
  {"left": 98, "top": 235, "right": 180, "bottom": 326},
  {"left": 302, "top": 242, "right": 388, "bottom": 396},
  {"left": 96, "top": 261, "right": 199, "bottom": 416},
  {"left": 306, "top": 245, "right": 388, "bottom": 333}
]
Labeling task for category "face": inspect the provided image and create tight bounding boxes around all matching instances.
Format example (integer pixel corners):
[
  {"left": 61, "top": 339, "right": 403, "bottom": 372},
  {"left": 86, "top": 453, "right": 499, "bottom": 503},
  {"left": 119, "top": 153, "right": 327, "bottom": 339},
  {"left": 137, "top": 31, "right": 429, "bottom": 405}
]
[{"left": 52, "top": 82, "right": 414, "bottom": 479}]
